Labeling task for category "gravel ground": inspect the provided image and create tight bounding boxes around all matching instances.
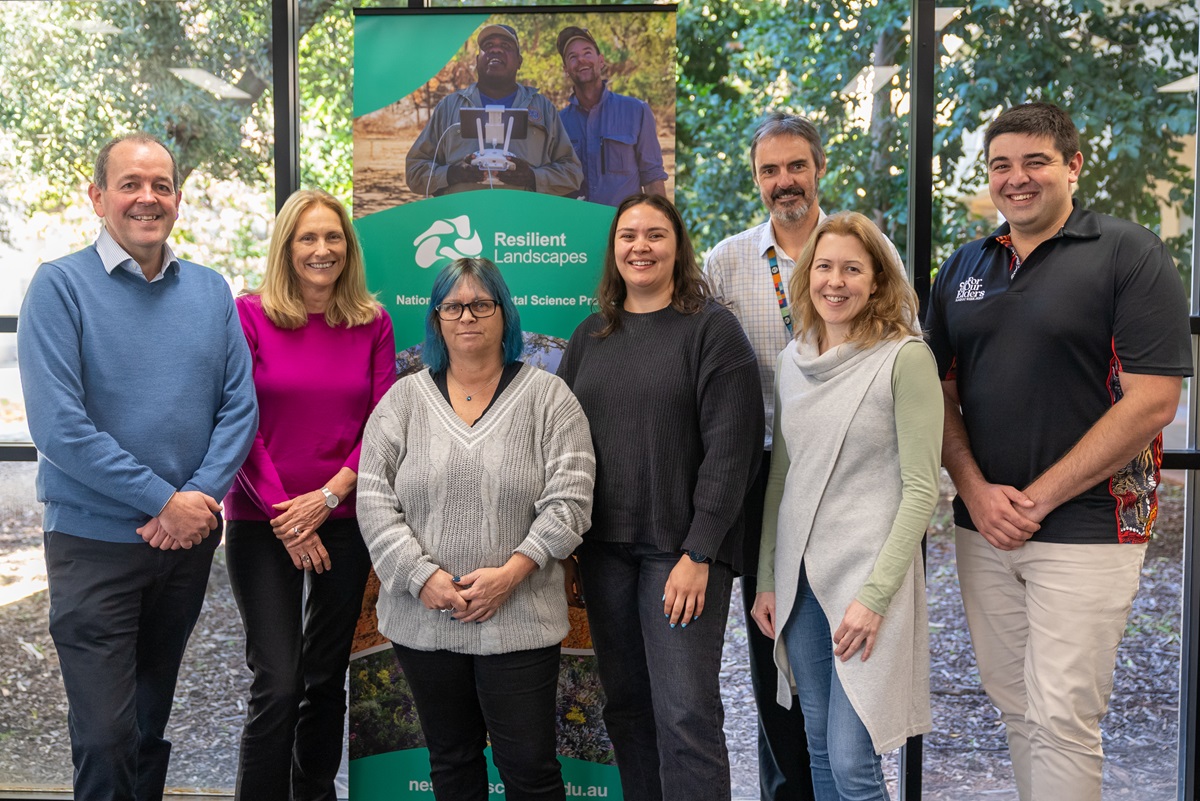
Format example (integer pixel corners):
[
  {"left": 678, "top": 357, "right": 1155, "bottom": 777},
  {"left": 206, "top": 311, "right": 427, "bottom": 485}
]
[{"left": 0, "top": 462, "right": 1187, "bottom": 799}]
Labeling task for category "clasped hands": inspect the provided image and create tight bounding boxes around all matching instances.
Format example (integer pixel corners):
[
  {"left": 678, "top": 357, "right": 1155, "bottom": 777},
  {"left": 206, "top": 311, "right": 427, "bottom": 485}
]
[
  {"left": 419, "top": 555, "right": 537, "bottom": 624},
  {"left": 270, "top": 489, "right": 335, "bottom": 572},
  {"left": 137, "top": 490, "right": 220, "bottom": 550},
  {"left": 961, "top": 480, "right": 1046, "bottom": 551}
]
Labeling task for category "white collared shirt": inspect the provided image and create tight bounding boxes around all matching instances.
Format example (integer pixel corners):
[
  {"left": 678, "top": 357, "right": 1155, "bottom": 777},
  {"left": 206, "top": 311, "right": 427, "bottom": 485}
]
[
  {"left": 704, "top": 215, "right": 823, "bottom": 449},
  {"left": 95, "top": 226, "right": 180, "bottom": 283}
]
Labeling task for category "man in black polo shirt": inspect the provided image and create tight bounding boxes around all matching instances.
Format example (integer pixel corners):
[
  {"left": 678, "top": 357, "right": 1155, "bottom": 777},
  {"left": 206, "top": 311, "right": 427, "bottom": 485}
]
[{"left": 926, "top": 102, "right": 1191, "bottom": 801}]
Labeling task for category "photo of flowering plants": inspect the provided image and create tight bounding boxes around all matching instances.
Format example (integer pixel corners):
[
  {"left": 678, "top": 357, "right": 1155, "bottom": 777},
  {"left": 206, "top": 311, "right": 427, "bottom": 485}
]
[{"left": 348, "top": 648, "right": 614, "bottom": 765}]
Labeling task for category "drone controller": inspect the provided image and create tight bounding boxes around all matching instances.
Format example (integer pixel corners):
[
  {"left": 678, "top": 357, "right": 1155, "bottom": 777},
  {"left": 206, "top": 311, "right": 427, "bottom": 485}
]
[
  {"left": 473, "top": 106, "right": 516, "bottom": 172},
  {"left": 458, "top": 106, "right": 529, "bottom": 177},
  {"left": 473, "top": 149, "right": 513, "bottom": 172}
]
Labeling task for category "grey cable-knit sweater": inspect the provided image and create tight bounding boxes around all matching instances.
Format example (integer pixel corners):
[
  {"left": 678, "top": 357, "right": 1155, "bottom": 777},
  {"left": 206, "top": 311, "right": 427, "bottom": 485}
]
[
  {"left": 557, "top": 300, "right": 763, "bottom": 572},
  {"left": 358, "top": 363, "right": 595, "bottom": 655}
]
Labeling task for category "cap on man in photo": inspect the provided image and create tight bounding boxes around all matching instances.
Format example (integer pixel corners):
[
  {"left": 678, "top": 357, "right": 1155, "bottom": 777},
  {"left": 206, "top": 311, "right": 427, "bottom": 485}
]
[
  {"left": 556, "top": 26, "right": 599, "bottom": 58},
  {"left": 478, "top": 23, "right": 520, "bottom": 52}
]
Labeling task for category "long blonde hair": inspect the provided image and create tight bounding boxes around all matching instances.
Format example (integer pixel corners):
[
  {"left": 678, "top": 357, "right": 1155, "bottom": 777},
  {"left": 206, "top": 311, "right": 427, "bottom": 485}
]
[
  {"left": 789, "top": 212, "right": 919, "bottom": 349},
  {"left": 252, "top": 189, "right": 380, "bottom": 329}
]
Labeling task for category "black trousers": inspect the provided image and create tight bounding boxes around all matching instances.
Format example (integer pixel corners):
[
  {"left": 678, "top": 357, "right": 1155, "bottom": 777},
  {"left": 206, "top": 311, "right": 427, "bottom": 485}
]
[
  {"left": 225, "top": 518, "right": 371, "bottom": 801},
  {"left": 44, "top": 528, "right": 220, "bottom": 801},
  {"left": 744, "top": 451, "right": 816, "bottom": 801},
  {"left": 391, "top": 642, "right": 564, "bottom": 801}
]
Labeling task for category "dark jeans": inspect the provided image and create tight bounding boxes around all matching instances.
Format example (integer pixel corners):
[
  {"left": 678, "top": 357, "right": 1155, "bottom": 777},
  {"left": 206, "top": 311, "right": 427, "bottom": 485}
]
[
  {"left": 225, "top": 518, "right": 371, "bottom": 801},
  {"left": 743, "top": 451, "right": 815, "bottom": 801},
  {"left": 578, "top": 540, "right": 734, "bottom": 801},
  {"left": 44, "top": 528, "right": 220, "bottom": 801},
  {"left": 391, "top": 642, "right": 564, "bottom": 801}
]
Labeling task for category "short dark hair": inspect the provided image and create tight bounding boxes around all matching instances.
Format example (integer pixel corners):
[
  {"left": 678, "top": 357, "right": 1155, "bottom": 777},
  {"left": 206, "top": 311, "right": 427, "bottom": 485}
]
[
  {"left": 593, "top": 193, "right": 710, "bottom": 337},
  {"left": 93, "top": 132, "right": 181, "bottom": 191},
  {"left": 423, "top": 257, "right": 524, "bottom": 372},
  {"left": 984, "top": 102, "right": 1080, "bottom": 164},
  {"left": 749, "top": 112, "right": 826, "bottom": 173}
]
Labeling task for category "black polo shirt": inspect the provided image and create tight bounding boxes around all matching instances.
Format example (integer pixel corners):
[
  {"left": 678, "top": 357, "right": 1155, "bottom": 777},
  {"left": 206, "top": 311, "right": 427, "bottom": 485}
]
[{"left": 926, "top": 201, "right": 1192, "bottom": 544}]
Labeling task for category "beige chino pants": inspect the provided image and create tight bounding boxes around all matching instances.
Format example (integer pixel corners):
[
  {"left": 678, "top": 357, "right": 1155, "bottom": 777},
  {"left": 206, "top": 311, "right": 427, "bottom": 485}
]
[{"left": 955, "top": 527, "right": 1147, "bottom": 801}]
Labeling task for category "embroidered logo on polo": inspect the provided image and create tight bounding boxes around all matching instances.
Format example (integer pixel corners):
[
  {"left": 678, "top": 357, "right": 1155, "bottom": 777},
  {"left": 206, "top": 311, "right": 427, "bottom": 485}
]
[
  {"left": 413, "top": 215, "right": 484, "bottom": 268},
  {"left": 955, "top": 277, "right": 986, "bottom": 302}
]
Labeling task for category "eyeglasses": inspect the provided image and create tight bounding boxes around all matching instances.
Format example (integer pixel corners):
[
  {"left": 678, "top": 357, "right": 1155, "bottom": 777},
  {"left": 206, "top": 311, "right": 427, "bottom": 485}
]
[{"left": 435, "top": 299, "right": 498, "bottom": 321}]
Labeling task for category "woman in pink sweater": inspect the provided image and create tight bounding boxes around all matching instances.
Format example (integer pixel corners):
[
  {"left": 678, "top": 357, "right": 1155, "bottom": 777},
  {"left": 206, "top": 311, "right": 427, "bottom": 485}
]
[{"left": 224, "top": 189, "right": 395, "bottom": 801}]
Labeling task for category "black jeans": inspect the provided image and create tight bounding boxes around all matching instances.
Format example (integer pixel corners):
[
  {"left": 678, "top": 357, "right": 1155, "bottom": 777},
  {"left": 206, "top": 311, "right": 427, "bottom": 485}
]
[
  {"left": 391, "top": 642, "right": 564, "bottom": 801},
  {"left": 743, "top": 451, "right": 815, "bottom": 801},
  {"left": 579, "top": 540, "right": 734, "bottom": 801},
  {"left": 225, "top": 518, "right": 371, "bottom": 801},
  {"left": 44, "top": 528, "right": 220, "bottom": 801}
]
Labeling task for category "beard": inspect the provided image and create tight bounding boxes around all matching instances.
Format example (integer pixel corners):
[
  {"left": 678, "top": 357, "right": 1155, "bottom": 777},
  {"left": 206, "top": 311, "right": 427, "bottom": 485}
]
[{"left": 766, "top": 184, "right": 817, "bottom": 225}]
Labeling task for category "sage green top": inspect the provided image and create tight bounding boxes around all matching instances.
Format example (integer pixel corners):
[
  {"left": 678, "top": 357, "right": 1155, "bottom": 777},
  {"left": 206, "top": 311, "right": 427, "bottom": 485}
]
[{"left": 757, "top": 340, "right": 942, "bottom": 615}]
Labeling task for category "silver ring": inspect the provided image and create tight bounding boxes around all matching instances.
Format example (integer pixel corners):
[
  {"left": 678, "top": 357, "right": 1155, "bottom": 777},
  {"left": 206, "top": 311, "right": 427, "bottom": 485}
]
[
  {"left": 293, "top": 526, "right": 301, "bottom": 534},
  {"left": 439, "top": 608, "right": 452, "bottom": 613},
  {"left": 302, "top": 555, "right": 312, "bottom": 563}
]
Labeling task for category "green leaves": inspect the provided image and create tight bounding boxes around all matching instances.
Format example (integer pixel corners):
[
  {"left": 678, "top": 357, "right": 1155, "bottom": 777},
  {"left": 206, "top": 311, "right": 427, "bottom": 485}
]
[{"left": 677, "top": 0, "right": 1196, "bottom": 282}]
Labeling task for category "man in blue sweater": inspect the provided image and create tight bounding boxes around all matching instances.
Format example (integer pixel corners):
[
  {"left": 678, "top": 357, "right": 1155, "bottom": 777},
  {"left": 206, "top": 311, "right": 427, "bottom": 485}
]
[{"left": 18, "top": 132, "right": 257, "bottom": 801}]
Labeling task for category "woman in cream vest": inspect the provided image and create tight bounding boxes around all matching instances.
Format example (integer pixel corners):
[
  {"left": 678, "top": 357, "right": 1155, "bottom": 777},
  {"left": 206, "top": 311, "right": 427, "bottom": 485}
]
[{"left": 752, "top": 212, "right": 942, "bottom": 801}]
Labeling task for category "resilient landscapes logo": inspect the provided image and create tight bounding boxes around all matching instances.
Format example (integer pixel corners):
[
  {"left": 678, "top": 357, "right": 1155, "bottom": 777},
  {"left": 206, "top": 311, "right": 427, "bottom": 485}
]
[{"left": 403, "top": 214, "right": 597, "bottom": 311}]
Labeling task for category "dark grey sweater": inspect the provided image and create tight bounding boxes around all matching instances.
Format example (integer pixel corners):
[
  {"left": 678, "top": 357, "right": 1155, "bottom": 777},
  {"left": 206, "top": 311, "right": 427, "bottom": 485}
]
[{"left": 557, "top": 300, "right": 763, "bottom": 572}]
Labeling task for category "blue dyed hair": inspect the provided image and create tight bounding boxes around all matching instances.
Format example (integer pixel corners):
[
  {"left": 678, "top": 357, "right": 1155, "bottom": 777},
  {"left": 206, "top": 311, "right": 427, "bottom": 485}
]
[{"left": 423, "top": 257, "right": 524, "bottom": 372}]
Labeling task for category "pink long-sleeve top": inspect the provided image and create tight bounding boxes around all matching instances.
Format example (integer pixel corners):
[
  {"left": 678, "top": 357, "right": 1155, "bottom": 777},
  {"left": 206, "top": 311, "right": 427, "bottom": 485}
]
[{"left": 224, "top": 294, "right": 396, "bottom": 521}]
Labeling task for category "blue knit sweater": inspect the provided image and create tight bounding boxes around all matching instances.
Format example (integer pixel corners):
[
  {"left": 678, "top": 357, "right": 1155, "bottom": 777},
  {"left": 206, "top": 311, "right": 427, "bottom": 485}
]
[{"left": 18, "top": 245, "right": 258, "bottom": 543}]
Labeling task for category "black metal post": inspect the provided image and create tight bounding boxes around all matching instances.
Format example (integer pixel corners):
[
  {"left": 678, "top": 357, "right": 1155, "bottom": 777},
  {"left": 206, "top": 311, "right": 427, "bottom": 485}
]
[
  {"left": 272, "top": 0, "right": 300, "bottom": 211},
  {"left": 1181, "top": 27, "right": 1200, "bottom": 797},
  {"left": 899, "top": 2, "right": 936, "bottom": 796},
  {"left": 907, "top": 0, "right": 936, "bottom": 317}
]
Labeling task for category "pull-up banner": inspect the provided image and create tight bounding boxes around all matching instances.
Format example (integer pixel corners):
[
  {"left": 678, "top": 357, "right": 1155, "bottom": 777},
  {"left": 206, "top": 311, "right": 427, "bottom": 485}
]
[{"left": 350, "top": 5, "right": 677, "bottom": 799}]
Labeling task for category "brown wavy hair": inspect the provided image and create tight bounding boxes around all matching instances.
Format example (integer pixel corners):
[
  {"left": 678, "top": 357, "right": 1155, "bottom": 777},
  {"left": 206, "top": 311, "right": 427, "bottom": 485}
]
[
  {"left": 593, "top": 193, "right": 711, "bottom": 337},
  {"left": 251, "top": 189, "right": 380, "bottom": 330},
  {"left": 789, "top": 211, "right": 919, "bottom": 350}
]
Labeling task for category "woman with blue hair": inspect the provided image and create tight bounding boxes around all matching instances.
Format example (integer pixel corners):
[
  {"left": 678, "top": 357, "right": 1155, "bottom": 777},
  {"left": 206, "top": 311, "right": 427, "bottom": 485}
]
[{"left": 358, "top": 257, "right": 595, "bottom": 801}]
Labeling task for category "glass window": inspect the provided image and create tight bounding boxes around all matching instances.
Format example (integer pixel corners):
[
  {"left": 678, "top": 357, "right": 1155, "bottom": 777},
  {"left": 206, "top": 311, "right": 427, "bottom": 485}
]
[
  {"left": 926, "top": 1, "right": 1196, "bottom": 798},
  {"left": 0, "top": 0, "right": 273, "bottom": 793}
]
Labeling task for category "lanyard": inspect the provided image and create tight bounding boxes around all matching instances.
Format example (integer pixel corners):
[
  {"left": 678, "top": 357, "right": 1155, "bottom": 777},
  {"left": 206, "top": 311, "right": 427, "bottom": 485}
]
[{"left": 766, "top": 246, "right": 793, "bottom": 337}]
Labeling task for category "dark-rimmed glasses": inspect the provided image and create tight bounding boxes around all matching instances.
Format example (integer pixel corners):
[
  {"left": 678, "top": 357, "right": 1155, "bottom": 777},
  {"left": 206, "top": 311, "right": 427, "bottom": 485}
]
[{"left": 435, "top": 299, "right": 498, "bottom": 321}]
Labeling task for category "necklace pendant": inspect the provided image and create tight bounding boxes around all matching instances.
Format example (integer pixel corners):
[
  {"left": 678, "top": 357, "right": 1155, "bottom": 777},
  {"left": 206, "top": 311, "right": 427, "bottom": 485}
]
[{"left": 466, "top": 394, "right": 473, "bottom": 401}]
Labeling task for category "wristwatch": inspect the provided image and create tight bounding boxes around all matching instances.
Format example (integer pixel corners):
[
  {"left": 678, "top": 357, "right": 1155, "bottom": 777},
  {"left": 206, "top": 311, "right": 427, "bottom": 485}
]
[
  {"left": 685, "top": 549, "right": 711, "bottom": 564},
  {"left": 321, "top": 487, "right": 339, "bottom": 509}
]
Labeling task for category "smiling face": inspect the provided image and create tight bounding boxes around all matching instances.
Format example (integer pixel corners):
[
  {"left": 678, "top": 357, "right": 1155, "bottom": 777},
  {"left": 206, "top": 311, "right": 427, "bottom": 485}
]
[
  {"left": 87, "top": 140, "right": 180, "bottom": 273},
  {"left": 289, "top": 204, "right": 347, "bottom": 305},
  {"left": 439, "top": 276, "right": 505, "bottom": 365},
  {"left": 562, "top": 38, "right": 604, "bottom": 89},
  {"left": 987, "top": 132, "right": 1082, "bottom": 245},
  {"left": 613, "top": 202, "right": 677, "bottom": 311},
  {"left": 808, "top": 233, "right": 878, "bottom": 349},
  {"left": 476, "top": 33, "right": 521, "bottom": 90},
  {"left": 753, "top": 133, "right": 825, "bottom": 227}
]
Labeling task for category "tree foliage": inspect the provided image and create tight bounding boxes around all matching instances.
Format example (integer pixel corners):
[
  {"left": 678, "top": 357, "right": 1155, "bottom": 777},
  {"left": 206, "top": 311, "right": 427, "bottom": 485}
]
[
  {"left": 1, "top": 0, "right": 1194, "bottom": 279},
  {"left": 0, "top": 0, "right": 275, "bottom": 203},
  {"left": 676, "top": 0, "right": 1197, "bottom": 278}
]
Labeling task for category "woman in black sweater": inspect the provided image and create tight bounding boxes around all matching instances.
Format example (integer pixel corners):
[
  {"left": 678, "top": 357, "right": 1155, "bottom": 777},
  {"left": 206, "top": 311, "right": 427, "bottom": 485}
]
[{"left": 557, "top": 194, "right": 763, "bottom": 801}]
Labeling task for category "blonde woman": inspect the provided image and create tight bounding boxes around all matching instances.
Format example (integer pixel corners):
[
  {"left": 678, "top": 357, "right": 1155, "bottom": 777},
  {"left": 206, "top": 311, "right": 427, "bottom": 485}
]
[
  {"left": 753, "top": 212, "right": 942, "bottom": 800},
  {"left": 224, "top": 189, "right": 395, "bottom": 801}
]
